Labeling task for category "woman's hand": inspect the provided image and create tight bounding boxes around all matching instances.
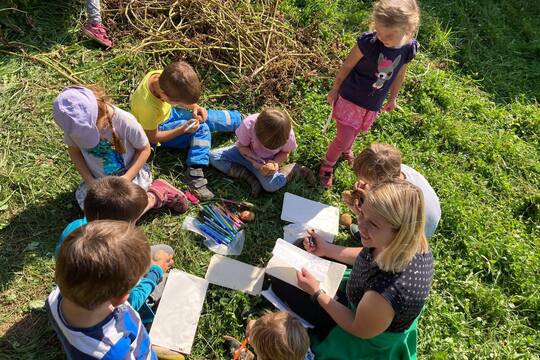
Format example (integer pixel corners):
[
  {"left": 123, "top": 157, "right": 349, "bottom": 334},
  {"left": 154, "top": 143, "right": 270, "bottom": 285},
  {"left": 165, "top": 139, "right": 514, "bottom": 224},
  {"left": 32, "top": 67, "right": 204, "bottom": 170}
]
[
  {"left": 303, "top": 229, "right": 328, "bottom": 257},
  {"left": 326, "top": 88, "right": 339, "bottom": 105},
  {"left": 296, "top": 267, "right": 320, "bottom": 296}
]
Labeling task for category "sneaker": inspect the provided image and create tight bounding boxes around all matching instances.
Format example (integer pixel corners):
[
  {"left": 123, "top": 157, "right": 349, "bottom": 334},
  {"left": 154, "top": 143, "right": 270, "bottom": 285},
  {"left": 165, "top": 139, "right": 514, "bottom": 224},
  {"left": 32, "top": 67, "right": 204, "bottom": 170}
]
[
  {"left": 152, "top": 345, "right": 185, "bottom": 360},
  {"left": 319, "top": 168, "right": 333, "bottom": 188},
  {"left": 148, "top": 180, "right": 190, "bottom": 213},
  {"left": 82, "top": 21, "right": 113, "bottom": 48},
  {"left": 223, "top": 336, "right": 255, "bottom": 360},
  {"left": 280, "top": 163, "right": 317, "bottom": 186},
  {"left": 350, "top": 223, "right": 361, "bottom": 241},
  {"left": 344, "top": 151, "right": 355, "bottom": 166},
  {"left": 228, "top": 164, "right": 261, "bottom": 197},
  {"left": 185, "top": 167, "right": 214, "bottom": 201}
]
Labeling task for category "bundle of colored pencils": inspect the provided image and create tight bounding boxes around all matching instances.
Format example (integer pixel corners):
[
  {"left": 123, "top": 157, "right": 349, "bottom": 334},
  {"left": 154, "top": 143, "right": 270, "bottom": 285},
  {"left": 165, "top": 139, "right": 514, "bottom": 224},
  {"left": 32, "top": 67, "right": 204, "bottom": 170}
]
[{"left": 197, "top": 203, "right": 244, "bottom": 246}]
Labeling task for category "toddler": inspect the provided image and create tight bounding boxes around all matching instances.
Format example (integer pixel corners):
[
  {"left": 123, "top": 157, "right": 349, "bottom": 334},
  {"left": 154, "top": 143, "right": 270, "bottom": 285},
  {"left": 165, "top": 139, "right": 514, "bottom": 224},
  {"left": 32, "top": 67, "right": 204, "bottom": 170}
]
[
  {"left": 131, "top": 61, "right": 242, "bottom": 200},
  {"left": 320, "top": 0, "right": 420, "bottom": 187},
  {"left": 53, "top": 85, "right": 188, "bottom": 214},
  {"left": 209, "top": 109, "right": 314, "bottom": 196}
]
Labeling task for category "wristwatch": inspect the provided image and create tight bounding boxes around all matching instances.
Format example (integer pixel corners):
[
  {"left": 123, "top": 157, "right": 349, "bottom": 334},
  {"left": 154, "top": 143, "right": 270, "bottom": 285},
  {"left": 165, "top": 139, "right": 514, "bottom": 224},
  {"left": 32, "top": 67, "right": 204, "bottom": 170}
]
[{"left": 311, "top": 288, "right": 326, "bottom": 303}]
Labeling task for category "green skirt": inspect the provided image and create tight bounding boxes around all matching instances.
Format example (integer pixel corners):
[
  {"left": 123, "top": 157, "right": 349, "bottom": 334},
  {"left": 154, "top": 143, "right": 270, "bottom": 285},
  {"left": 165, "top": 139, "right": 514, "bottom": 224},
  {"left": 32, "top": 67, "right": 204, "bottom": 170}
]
[{"left": 312, "top": 269, "right": 420, "bottom": 360}]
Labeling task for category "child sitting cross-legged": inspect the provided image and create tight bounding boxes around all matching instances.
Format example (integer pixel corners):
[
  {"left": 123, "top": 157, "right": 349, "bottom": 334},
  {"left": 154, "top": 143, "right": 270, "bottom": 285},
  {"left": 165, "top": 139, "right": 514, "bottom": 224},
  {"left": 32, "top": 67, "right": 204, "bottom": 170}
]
[
  {"left": 209, "top": 110, "right": 315, "bottom": 196},
  {"left": 55, "top": 176, "right": 176, "bottom": 331},
  {"left": 224, "top": 311, "right": 314, "bottom": 360},
  {"left": 47, "top": 220, "right": 181, "bottom": 360}
]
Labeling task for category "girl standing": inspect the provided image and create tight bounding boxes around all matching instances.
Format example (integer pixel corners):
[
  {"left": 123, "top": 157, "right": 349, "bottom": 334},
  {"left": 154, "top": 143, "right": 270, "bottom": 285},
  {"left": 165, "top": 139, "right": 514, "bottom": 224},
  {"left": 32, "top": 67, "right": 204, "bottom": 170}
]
[{"left": 321, "top": 0, "right": 420, "bottom": 187}]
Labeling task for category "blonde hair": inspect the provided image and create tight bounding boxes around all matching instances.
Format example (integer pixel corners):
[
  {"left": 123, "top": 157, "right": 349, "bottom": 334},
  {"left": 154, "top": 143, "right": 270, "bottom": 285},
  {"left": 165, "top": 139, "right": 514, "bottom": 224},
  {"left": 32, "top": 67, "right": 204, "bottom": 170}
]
[
  {"left": 353, "top": 143, "right": 402, "bottom": 184},
  {"left": 254, "top": 109, "right": 292, "bottom": 150},
  {"left": 372, "top": 0, "right": 420, "bottom": 37},
  {"left": 365, "top": 180, "right": 428, "bottom": 273},
  {"left": 250, "top": 311, "right": 309, "bottom": 360},
  {"left": 86, "top": 85, "right": 126, "bottom": 154}
]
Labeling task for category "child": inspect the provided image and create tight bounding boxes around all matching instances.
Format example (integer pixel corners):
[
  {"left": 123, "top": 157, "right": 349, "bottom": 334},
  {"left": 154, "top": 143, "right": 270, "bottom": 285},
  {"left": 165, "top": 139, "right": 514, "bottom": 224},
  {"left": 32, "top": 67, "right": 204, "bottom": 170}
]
[
  {"left": 225, "top": 311, "right": 314, "bottom": 360},
  {"left": 83, "top": 0, "right": 112, "bottom": 48},
  {"left": 209, "top": 109, "right": 315, "bottom": 196},
  {"left": 47, "top": 220, "right": 159, "bottom": 359},
  {"left": 320, "top": 0, "right": 420, "bottom": 187},
  {"left": 130, "top": 61, "right": 242, "bottom": 200},
  {"left": 55, "top": 176, "right": 174, "bottom": 328},
  {"left": 347, "top": 143, "right": 441, "bottom": 239},
  {"left": 53, "top": 85, "right": 189, "bottom": 214}
]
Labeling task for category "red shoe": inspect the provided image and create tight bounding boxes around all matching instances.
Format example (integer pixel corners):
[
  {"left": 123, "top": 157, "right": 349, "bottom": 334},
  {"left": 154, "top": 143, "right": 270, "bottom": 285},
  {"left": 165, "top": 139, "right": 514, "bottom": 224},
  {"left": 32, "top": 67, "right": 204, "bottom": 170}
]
[
  {"left": 319, "top": 168, "right": 333, "bottom": 188},
  {"left": 82, "top": 22, "right": 113, "bottom": 48},
  {"left": 148, "top": 180, "right": 189, "bottom": 213},
  {"left": 344, "top": 151, "right": 355, "bottom": 166}
]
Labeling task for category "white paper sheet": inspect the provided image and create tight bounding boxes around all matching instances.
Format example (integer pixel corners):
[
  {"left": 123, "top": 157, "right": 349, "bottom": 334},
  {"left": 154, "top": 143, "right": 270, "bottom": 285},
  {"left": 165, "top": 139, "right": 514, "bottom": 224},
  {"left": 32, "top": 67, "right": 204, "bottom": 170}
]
[
  {"left": 149, "top": 270, "right": 208, "bottom": 354},
  {"left": 272, "top": 239, "right": 330, "bottom": 282},
  {"left": 261, "top": 286, "right": 314, "bottom": 328},
  {"left": 280, "top": 192, "right": 339, "bottom": 243},
  {"left": 205, "top": 254, "right": 265, "bottom": 295}
]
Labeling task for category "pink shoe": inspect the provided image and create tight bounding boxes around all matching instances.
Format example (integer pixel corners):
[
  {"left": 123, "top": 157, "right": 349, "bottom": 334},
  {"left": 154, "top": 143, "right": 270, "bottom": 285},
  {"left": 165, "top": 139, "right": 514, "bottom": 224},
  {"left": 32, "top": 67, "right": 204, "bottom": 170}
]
[
  {"left": 319, "top": 166, "right": 333, "bottom": 188},
  {"left": 148, "top": 180, "right": 189, "bottom": 213},
  {"left": 83, "top": 22, "right": 113, "bottom": 48},
  {"left": 344, "top": 152, "right": 355, "bottom": 166}
]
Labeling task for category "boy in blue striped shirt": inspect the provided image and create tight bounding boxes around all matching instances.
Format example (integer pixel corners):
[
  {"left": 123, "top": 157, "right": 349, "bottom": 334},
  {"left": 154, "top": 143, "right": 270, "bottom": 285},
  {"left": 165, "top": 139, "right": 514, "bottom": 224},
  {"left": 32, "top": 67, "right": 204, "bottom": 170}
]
[{"left": 47, "top": 220, "right": 157, "bottom": 359}]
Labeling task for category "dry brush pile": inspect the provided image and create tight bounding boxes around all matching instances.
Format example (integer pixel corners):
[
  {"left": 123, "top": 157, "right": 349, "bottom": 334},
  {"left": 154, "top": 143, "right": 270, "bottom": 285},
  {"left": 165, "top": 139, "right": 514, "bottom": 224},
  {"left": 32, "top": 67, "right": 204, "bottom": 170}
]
[{"left": 105, "top": 0, "right": 338, "bottom": 104}]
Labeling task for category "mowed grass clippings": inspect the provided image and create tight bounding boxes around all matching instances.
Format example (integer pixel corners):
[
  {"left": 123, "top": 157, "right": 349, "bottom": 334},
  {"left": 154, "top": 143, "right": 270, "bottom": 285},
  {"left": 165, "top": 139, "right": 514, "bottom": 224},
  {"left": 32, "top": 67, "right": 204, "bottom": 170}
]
[{"left": 1, "top": 0, "right": 539, "bottom": 359}]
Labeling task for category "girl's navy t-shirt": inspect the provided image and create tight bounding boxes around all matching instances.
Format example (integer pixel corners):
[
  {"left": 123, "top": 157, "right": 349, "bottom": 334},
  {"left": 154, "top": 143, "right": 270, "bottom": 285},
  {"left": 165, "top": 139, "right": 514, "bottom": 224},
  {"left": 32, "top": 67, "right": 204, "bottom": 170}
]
[{"left": 340, "top": 32, "right": 418, "bottom": 111}]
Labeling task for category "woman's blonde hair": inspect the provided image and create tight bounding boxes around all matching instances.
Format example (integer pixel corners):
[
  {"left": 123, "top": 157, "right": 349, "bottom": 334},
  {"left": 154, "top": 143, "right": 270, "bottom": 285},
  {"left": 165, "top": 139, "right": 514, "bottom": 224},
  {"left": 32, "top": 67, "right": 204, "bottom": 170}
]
[
  {"left": 86, "top": 85, "right": 126, "bottom": 154},
  {"left": 372, "top": 0, "right": 420, "bottom": 37},
  {"left": 250, "top": 311, "right": 309, "bottom": 360},
  {"left": 365, "top": 180, "right": 428, "bottom": 273}
]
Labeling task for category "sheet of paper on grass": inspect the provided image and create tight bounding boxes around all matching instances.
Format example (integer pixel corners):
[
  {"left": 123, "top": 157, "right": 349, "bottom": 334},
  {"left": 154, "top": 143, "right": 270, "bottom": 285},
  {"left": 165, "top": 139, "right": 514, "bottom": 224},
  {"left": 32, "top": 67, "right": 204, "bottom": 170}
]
[
  {"left": 281, "top": 192, "right": 339, "bottom": 243},
  {"left": 261, "top": 286, "right": 314, "bottom": 328},
  {"left": 265, "top": 239, "right": 347, "bottom": 298},
  {"left": 205, "top": 254, "right": 265, "bottom": 295},
  {"left": 149, "top": 270, "right": 208, "bottom": 355}
]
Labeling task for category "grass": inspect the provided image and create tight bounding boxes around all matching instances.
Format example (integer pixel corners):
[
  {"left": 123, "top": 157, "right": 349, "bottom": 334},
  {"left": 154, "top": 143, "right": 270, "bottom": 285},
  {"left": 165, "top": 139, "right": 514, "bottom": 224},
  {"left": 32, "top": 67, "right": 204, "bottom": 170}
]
[{"left": 1, "top": 0, "right": 539, "bottom": 359}]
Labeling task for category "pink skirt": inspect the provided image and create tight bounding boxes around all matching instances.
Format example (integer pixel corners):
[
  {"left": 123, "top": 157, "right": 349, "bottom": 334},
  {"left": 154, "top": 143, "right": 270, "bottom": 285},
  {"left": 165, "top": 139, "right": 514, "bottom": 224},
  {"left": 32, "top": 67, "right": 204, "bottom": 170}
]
[{"left": 332, "top": 96, "right": 378, "bottom": 133}]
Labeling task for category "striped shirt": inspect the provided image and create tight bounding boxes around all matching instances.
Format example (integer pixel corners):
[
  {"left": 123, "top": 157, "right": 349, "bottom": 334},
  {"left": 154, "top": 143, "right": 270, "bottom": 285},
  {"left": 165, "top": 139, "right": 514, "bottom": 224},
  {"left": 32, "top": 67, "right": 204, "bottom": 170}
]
[{"left": 46, "top": 287, "right": 157, "bottom": 360}]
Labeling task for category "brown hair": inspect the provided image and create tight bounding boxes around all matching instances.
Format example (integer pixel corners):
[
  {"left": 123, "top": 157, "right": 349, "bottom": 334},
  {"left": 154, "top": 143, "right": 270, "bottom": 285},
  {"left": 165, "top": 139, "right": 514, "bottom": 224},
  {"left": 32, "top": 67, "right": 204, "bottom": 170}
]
[
  {"left": 372, "top": 0, "right": 420, "bottom": 37},
  {"left": 85, "top": 85, "right": 126, "bottom": 154},
  {"left": 353, "top": 143, "right": 402, "bottom": 184},
  {"left": 56, "top": 220, "right": 150, "bottom": 310},
  {"left": 84, "top": 176, "right": 148, "bottom": 222},
  {"left": 254, "top": 109, "right": 292, "bottom": 150},
  {"left": 364, "top": 180, "right": 428, "bottom": 272},
  {"left": 250, "top": 311, "right": 309, "bottom": 360},
  {"left": 159, "top": 61, "right": 201, "bottom": 104}
]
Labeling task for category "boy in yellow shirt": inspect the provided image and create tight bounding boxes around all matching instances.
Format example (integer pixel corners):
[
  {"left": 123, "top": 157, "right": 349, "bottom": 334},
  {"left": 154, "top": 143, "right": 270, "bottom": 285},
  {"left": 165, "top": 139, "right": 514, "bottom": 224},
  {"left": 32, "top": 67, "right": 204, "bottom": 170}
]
[{"left": 131, "top": 61, "right": 241, "bottom": 200}]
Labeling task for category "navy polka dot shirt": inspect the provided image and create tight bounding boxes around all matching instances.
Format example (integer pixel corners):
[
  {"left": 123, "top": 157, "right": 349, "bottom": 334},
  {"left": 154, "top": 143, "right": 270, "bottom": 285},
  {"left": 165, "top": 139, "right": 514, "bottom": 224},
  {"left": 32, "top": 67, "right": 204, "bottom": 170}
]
[{"left": 346, "top": 247, "right": 434, "bottom": 332}]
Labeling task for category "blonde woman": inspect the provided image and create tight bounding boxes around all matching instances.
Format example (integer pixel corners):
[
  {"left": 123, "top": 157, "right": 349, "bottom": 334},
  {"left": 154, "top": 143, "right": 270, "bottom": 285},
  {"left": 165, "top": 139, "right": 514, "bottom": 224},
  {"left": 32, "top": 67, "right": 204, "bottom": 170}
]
[{"left": 273, "top": 180, "right": 433, "bottom": 359}]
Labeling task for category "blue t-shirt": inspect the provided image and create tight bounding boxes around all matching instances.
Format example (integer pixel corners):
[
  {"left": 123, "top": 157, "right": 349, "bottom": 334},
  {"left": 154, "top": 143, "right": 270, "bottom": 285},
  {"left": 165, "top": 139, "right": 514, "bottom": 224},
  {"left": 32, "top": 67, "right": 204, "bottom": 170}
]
[
  {"left": 55, "top": 218, "right": 88, "bottom": 257},
  {"left": 46, "top": 287, "right": 157, "bottom": 360},
  {"left": 340, "top": 32, "right": 418, "bottom": 111}
]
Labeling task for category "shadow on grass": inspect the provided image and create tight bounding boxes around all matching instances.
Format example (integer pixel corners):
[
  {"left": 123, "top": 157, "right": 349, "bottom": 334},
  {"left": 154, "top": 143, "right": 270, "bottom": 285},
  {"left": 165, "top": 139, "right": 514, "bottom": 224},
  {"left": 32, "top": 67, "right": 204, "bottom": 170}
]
[{"left": 0, "top": 310, "right": 62, "bottom": 360}]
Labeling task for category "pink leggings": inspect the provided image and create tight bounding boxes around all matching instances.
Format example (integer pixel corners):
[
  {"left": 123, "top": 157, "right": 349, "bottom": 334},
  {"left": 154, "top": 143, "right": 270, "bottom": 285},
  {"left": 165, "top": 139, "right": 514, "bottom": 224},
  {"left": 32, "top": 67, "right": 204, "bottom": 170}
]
[{"left": 322, "top": 122, "right": 363, "bottom": 170}]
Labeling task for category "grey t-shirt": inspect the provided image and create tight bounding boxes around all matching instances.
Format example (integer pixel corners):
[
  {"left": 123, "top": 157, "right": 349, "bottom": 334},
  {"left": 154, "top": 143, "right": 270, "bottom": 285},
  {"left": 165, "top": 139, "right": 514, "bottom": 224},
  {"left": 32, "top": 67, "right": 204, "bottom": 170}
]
[
  {"left": 64, "top": 106, "right": 149, "bottom": 178},
  {"left": 401, "top": 164, "right": 441, "bottom": 239}
]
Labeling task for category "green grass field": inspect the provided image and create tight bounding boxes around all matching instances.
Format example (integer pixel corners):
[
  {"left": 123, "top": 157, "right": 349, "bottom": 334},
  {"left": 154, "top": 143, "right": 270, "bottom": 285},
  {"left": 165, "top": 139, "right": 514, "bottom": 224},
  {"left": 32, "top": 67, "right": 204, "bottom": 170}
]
[{"left": 1, "top": 0, "right": 539, "bottom": 359}]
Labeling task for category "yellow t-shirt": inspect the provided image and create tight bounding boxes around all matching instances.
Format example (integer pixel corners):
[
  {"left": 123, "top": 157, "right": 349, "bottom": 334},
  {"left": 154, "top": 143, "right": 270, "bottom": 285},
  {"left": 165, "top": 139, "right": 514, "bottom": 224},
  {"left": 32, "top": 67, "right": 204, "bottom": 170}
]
[{"left": 130, "top": 70, "right": 172, "bottom": 130}]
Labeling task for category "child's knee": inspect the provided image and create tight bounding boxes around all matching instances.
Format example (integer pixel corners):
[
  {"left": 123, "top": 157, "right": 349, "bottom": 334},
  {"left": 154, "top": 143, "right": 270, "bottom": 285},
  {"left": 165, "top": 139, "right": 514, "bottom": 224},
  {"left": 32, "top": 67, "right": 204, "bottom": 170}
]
[{"left": 261, "top": 177, "right": 286, "bottom": 192}]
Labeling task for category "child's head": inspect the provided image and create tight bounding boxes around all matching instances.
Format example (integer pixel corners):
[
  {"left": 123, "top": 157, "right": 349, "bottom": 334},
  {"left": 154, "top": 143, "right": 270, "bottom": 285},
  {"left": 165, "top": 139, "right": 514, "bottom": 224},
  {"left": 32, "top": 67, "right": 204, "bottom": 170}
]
[
  {"left": 158, "top": 61, "right": 202, "bottom": 106},
  {"left": 362, "top": 180, "right": 428, "bottom": 272},
  {"left": 56, "top": 220, "right": 150, "bottom": 310},
  {"left": 53, "top": 85, "right": 125, "bottom": 153},
  {"left": 249, "top": 311, "right": 309, "bottom": 360},
  {"left": 84, "top": 176, "right": 148, "bottom": 222},
  {"left": 254, "top": 109, "right": 292, "bottom": 150},
  {"left": 353, "top": 143, "right": 402, "bottom": 185},
  {"left": 371, "top": 0, "right": 420, "bottom": 45}
]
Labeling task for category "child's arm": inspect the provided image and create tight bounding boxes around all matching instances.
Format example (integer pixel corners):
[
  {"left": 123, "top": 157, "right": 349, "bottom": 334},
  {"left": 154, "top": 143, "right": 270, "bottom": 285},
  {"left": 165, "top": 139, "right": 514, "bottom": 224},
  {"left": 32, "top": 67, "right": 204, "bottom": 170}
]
[
  {"left": 271, "top": 151, "right": 290, "bottom": 166},
  {"left": 187, "top": 103, "right": 208, "bottom": 122},
  {"left": 381, "top": 64, "right": 408, "bottom": 112},
  {"left": 128, "top": 264, "right": 163, "bottom": 311},
  {"left": 123, "top": 143, "right": 151, "bottom": 181},
  {"left": 237, "top": 144, "right": 265, "bottom": 169},
  {"left": 327, "top": 45, "right": 364, "bottom": 104},
  {"left": 67, "top": 146, "right": 94, "bottom": 184},
  {"left": 145, "top": 120, "right": 199, "bottom": 144}
]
